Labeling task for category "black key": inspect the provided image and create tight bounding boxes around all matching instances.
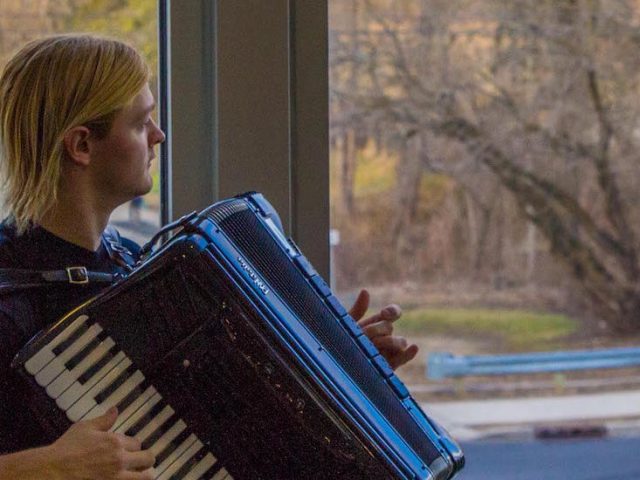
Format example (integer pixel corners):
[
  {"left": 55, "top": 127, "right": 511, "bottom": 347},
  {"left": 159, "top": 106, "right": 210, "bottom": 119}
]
[
  {"left": 52, "top": 320, "right": 90, "bottom": 356},
  {"left": 77, "top": 345, "right": 119, "bottom": 384},
  {"left": 94, "top": 363, "right": 137, "bottom": 404},
  {"left": 125, "top": 400, "right": 166, "bottom": 437},
  {"left": 156, "top": 428, "right": 191, "bottom": 467},
  {"left": 170, "top": 446, "right": 208, "bottom": 479},
  {"left": 141, "top": 413, "right": 179, "bottom": 450},
  {"left": 116, "top": 380, "right": 150, "bottom": 413},
  {"left": 64, "top": 331, "right": 109, "bottom": 370}
]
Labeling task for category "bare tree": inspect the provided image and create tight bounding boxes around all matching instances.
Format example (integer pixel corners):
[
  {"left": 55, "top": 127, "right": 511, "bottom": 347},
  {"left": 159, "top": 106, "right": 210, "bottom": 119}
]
[{"left": 331, "top": 0, "right": 640, "bottom": 332}]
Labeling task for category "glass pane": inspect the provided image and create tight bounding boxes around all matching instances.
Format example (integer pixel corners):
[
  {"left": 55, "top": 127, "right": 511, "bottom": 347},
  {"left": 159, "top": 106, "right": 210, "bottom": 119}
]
[
  {"left": 329, "top": 1, "right": 640, "bottom": 475},
  {"left": 0, "top": 0, "right": 161, "bottom": 245}
]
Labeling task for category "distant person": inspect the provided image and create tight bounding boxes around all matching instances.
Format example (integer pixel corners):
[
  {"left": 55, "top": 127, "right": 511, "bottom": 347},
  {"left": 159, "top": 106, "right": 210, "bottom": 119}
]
[{"left": 129, "top": 195, "right": 144, "bottom": 222}]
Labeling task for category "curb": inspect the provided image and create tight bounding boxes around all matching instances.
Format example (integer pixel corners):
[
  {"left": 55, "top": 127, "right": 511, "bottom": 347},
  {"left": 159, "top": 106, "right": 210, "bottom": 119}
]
[{"left": 419, "top": 390, "right": 640, "bottom": 442}]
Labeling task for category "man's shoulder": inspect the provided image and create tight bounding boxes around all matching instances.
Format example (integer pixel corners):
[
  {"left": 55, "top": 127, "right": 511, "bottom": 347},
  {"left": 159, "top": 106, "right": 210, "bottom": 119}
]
[{"left": 0, "top": 222, "right": 38, "bottom": 324}]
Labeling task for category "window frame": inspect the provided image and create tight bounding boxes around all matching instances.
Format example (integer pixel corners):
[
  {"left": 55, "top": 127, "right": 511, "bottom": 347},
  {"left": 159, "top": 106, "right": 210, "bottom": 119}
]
[{"left": 159, "top": 0, "right": 329, "bottom": 277}]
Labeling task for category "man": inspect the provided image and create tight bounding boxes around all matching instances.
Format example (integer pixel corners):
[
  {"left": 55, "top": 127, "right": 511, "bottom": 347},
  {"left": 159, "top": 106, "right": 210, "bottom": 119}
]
[{"left": 0, "top": 34, "right": 417, "bottom": 479}]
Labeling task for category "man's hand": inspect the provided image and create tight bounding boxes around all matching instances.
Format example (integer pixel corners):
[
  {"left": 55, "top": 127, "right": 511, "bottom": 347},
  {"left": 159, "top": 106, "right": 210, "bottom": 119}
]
[
  {"left": 349, "top": 289, "right": 419, "bottom": 369},
  {"left": 46, "top": 407, "right": 155, "bottom": 480}
]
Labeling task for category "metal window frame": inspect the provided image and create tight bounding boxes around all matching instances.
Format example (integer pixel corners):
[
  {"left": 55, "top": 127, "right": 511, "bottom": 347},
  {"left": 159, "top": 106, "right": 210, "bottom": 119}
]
[{"left": 159, "top": 0, "right": 329, "bottom": 277}]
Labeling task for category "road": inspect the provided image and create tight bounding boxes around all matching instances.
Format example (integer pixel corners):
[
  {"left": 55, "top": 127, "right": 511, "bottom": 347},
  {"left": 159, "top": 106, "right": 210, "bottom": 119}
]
[{"left": 456, "top": 436, "right": 640, "bottom": 480}]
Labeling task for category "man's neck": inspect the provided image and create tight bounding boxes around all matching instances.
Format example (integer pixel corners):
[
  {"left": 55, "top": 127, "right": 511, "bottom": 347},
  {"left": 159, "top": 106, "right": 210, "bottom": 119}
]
[{"left": 39, "top": 202, "right": 111, "bottom": 252}]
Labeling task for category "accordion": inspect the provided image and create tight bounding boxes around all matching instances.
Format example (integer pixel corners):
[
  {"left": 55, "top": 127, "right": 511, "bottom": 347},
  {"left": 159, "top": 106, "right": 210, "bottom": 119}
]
[{"left": 13, "top": 192, "right": 464, "bottom": 479}]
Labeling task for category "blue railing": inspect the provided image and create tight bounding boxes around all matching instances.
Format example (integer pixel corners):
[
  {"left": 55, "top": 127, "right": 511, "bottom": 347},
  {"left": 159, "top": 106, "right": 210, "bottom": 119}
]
[{"left": 427, "top": 347, "right": 640, "bottom": 380}]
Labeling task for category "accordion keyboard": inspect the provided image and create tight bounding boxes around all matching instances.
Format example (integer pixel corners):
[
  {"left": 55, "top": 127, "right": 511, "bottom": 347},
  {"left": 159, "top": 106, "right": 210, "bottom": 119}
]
[{"left": 23, "top": 313, "right": 231, "bottom": 480}]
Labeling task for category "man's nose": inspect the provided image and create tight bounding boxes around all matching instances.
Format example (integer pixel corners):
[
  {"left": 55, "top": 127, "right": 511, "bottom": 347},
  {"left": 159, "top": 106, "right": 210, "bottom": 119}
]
[{"left": 150, "top": 121, "right": 166, "bottom": 145}]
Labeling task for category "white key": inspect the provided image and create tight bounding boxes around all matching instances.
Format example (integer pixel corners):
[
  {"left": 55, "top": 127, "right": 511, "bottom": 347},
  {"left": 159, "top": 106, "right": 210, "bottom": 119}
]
[
  {"left": 148, "top": 419, "right": 186, "bottom": 456},
  {"left": 25, "top": 315, "right": 89, "bottom": 375},
  {"left": 35, "top": 323, "right": 103, "bottom": 387},
  {"left": 154, "top": 434, "right": 197, "bottom": 477},
  {"left": 46, "top": 337, "right": 116, "bottom": 399},
  {"left": 66, "top": 357, "right": 133, "bottom": 422},
  {"left": 57, "top": 351, "right": 126, "bottom": 411},
  {"left": 212, "top": 468, "right": 232, "bottom": 480},
  {"left": 114, "top": 392, "right": 162, "bottom": 434},
  {"left": 81, "top": 370, "right": 145, "bottom": 421},
  {"left": 135, "top": 405, "right": 174, "bottom": 443},
  {"left": 112, "top": 386, "right": 157, "bottom": 431},
  {"left": 185, "top": 452, "right": 217, "bottom": 479},
  {"left": 156, "top": 437, "right": 202, "bottom": 480}
]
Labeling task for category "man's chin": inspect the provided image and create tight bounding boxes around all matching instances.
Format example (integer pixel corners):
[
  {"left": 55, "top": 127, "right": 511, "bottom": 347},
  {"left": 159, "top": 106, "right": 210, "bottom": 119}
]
[
  {"left": 123, "top": 188, "right": 152, "bottom": 207},
  {"left": 139, "top": 178, "right": 154, "bottom": 196}
]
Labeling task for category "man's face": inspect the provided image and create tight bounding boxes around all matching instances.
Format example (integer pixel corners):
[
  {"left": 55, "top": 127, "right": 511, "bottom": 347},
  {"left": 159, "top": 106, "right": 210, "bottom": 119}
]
[{"left": 90, "top": 84, "right": 165, "bottom": 206}]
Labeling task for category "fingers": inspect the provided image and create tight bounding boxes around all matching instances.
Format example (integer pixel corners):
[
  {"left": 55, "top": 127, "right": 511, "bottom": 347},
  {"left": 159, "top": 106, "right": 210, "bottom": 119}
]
[
  {"left": 395, "top": 344, "right": 419, "bottom": 368},
  {"left": 85, "top": 406, "right": 119, "bottom": 431},
  {"left": 112, "top": 433, "right": 154, "bottom": 472},
  {"left": 54, "top": 408, "right": 156, "bottom": 480},
  {"left": 358, "top": 304, "right": 402, "bottom": 328},
  {"left": 115, "top": 432, "right": 142, "bottom": 452},
  {"left": 384, "top": 344, "right": 419, "bottom": 370},
  {"left": 370, "top": 333, "right": 419, "bottom": 369},
  {"left": 122, "top": 448, "right": 156, "bottom": 471},
  {"left": 382, "top": 304, "right": 402, "bottom": 321},
  {"left": 348, "top": 289, "right": 370, "bottom": 321},
  {"left": 348, "top": 292, "right": 418, "bottom": 369},
  {"left": 371, "top": 334, "right": 408, "bottom": 351},
  {"left": 368, "top": 329, "right": 419, "bottom": 369},
  {"left": 361, "top": 320, "right": 394, "bottom": 339}
]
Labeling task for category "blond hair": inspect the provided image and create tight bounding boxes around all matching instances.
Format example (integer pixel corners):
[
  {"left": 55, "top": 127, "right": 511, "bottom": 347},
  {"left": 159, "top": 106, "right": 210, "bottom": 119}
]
[{"left": 0, "top": 34, "right": 150, "bottom": 233}]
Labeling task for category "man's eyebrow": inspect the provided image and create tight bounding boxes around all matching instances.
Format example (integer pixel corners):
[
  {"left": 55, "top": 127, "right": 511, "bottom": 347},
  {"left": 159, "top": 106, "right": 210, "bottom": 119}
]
[{"left": 137, "top": 102, "right": 156, "bottom": 118}]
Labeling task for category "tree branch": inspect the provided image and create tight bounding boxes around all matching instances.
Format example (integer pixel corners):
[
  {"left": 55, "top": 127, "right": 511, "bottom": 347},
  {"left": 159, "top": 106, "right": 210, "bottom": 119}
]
[{"left": 586, "top": 67, "right": 639, "bottom": 279}]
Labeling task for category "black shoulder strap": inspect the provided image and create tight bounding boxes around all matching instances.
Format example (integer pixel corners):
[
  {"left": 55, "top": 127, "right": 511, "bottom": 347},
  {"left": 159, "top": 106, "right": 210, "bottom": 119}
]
[
  {"left": 0, "top": 267, "right": 115, "bottom": 296},
  {"left": 0, "top": 226, "right": 137, "bottom": 297},
  {"left": 102, "top": 225, "right": 137, "bottom": 273}
]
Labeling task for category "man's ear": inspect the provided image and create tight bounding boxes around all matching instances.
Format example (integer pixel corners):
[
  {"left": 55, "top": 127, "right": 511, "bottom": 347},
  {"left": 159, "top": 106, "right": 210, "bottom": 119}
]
[{"left": 63, "top": 126, "right": 92, "bottom": 166}]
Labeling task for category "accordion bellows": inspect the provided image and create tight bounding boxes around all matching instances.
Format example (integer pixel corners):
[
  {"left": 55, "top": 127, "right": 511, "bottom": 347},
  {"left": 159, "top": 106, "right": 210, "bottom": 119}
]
[{"left": 14, "top": 192, "right": 464, "bottom": 480}]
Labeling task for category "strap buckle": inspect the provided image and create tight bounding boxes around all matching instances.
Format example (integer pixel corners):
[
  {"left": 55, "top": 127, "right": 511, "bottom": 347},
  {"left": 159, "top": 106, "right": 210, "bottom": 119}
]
[{"left": 66, "top": 266, "right": 89, "bottom": 284}]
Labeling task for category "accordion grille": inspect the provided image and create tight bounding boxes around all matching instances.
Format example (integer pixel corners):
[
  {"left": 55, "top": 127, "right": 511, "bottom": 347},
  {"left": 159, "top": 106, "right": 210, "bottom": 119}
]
[{"left": 216, "top": 208, "right": 440, "bottom": 466}]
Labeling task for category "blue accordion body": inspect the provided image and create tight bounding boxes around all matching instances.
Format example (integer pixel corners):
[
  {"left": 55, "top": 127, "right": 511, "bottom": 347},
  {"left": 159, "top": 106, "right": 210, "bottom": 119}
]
[{"left": 14, "top": 192, "right": 464, "bottom": 479}]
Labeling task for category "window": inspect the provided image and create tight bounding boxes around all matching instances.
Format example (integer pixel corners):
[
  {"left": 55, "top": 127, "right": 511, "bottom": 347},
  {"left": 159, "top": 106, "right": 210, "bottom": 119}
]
[{"left": 329, "top": 0, "right": 639, "bottom": 451}]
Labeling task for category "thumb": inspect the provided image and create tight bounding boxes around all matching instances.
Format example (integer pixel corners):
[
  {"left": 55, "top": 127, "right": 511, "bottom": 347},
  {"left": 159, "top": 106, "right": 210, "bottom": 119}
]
[
  {"left": 85, "top": 406, "right": 118, "bottom": 431},
  {"left": 348, "top": 289, "right": 370, "bottom": 321}
]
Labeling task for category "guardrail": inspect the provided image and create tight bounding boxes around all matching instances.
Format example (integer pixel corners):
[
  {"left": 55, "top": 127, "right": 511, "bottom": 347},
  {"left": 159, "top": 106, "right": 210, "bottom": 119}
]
[{"left": 427, "top": 347, "right": 640, "bottom": 380}]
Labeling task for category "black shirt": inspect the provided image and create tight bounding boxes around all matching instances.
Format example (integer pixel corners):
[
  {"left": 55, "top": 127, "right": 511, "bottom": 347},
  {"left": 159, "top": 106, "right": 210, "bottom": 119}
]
[{"left": 0, "top": 221, "right": 139, "bottom": 453}]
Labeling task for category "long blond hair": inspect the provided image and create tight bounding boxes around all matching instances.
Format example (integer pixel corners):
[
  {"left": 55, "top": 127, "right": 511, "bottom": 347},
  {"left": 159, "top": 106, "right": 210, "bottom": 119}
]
[{"left": 0, "top": 34, "right": 150, "bottom": 233}]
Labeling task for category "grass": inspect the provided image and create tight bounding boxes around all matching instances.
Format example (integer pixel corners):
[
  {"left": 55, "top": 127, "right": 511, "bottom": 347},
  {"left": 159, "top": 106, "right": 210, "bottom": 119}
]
[{"left": 397, "top": 307, "right": 578, "bottom": 351}]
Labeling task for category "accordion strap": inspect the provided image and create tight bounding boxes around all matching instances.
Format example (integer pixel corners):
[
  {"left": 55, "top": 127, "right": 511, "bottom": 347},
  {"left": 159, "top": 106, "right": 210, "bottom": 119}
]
[
  {"left": 0, "top": 267, "right": 115, "bottom": 295},
  {"left": 102, "top": 225, "right": 137, "bottom": 273},
  {"left": 0, "top": 225, "right": 137, "bottom": 297}
]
